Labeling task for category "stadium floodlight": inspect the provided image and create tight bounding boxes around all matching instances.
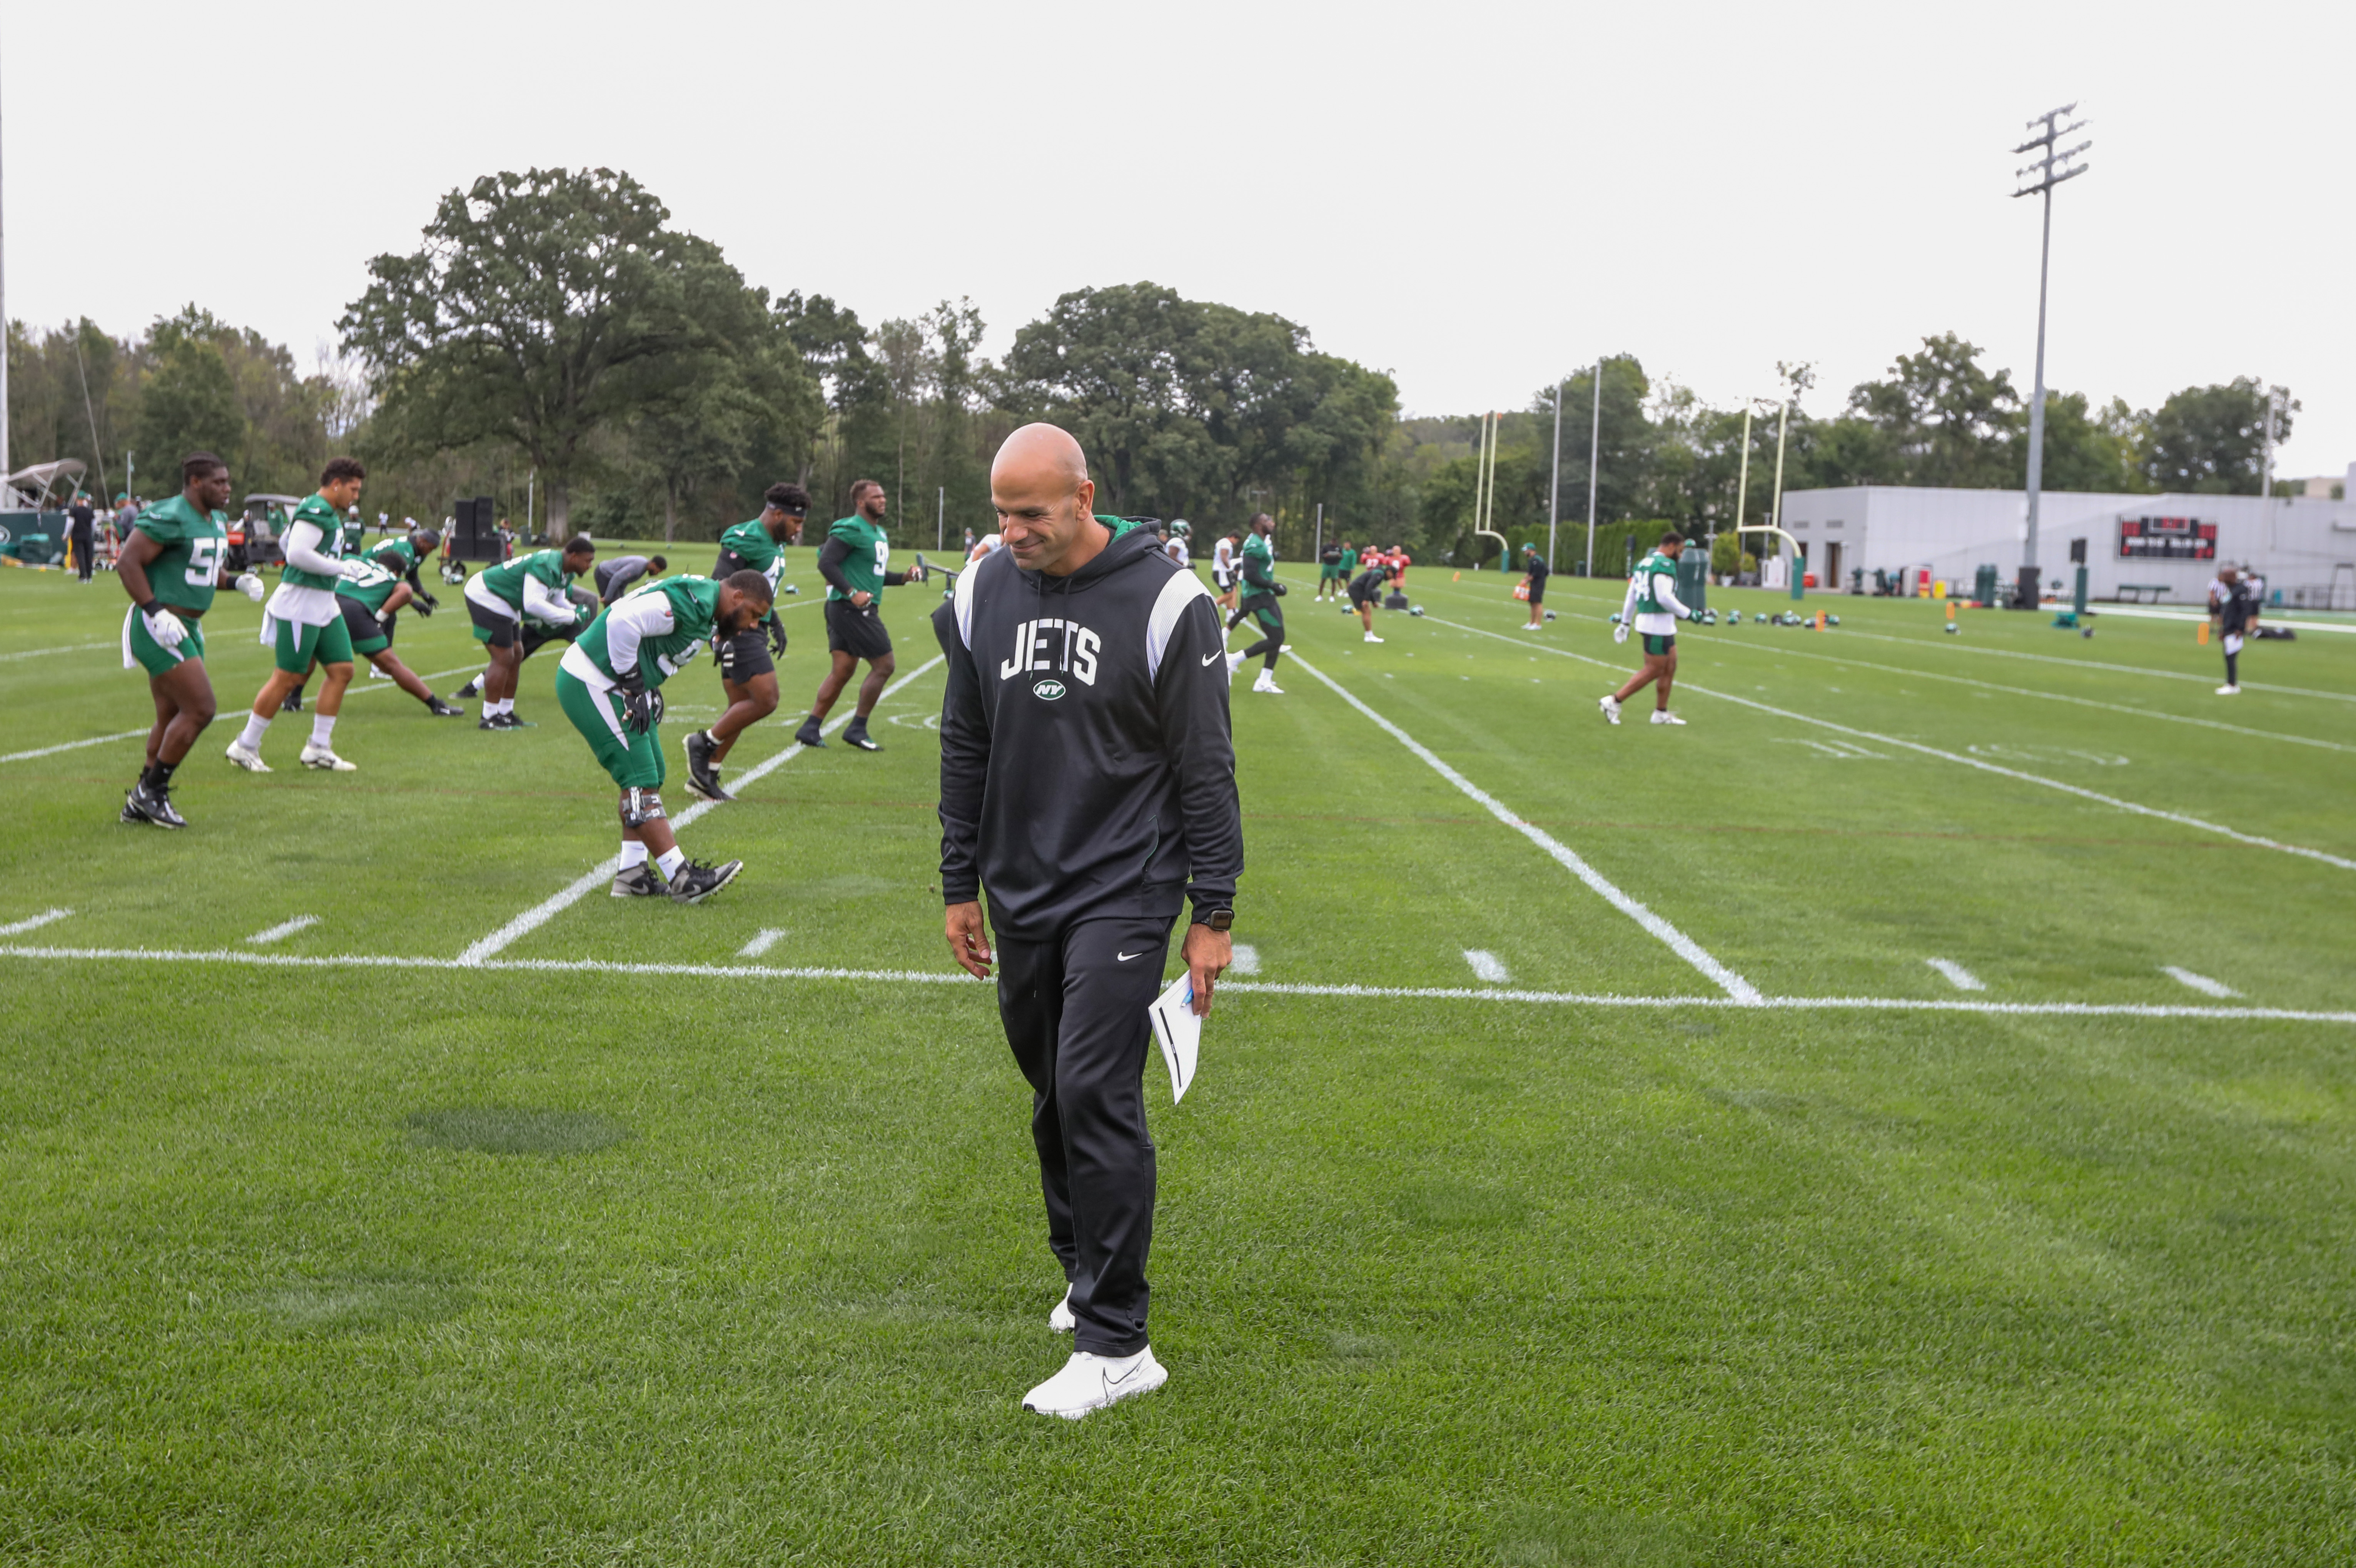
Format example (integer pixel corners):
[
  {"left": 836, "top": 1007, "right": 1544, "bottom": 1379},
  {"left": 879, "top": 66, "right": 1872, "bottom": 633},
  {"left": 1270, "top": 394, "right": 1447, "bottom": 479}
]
[
  {"left": 1583, "top": 359, "right": 1602, "bottom": 577},
  {"left": 1547, "top": 379, "right": 1564, "bottom": 575},
  {"left": 2012, "top": 103, "right": 2093, "bottom": 592}
]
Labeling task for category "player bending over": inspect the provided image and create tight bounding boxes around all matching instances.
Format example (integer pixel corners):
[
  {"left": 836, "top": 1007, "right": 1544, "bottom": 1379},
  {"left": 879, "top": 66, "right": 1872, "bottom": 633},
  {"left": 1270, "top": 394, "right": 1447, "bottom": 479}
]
[
  {"left": 1601, "top": 530, "right": 1701, "bottom": 726},
  {"left": 556, "top": 569, "right": 773, "bottom": 903},
  {"left": 462, "top": 535, "right": 596, "bottom": 729},
  {"left": 595, "top": 552, "right": 668, "bottom": 605},
  {"left": 793, "top": 479, "right": 921, "bottom": 753},
  {"left": 226, "top": 458, "right": 369, "bottom": 774},
  {"left": 1346, "top": 552, "right": 1386, "bottom": 642},
  {"left": 114, "top": 452, "right": 265, "bottom": 827},
  {"left": 1221, "top": 513, "right": 1287, "bottom": 694},
  {"left": 333, "top": 531, "right": 468, "bottom": 716},
  {"left": 685, "top": 483, "right": 805, "bottom": 802}
]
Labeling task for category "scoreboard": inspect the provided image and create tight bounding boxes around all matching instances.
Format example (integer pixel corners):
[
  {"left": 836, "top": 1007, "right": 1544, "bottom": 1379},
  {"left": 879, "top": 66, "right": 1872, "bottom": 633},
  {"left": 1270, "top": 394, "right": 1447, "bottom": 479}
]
[{"left": 2117, "top": 515, "right": 2216, "bottom": 561}]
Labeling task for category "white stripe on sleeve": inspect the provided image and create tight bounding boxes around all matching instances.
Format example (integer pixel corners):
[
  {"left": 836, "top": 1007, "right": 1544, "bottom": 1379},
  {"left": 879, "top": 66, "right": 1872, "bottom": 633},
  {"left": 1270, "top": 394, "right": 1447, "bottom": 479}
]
[{"left": 1145, "top": 568, "right": 1216, "bottom": 679}]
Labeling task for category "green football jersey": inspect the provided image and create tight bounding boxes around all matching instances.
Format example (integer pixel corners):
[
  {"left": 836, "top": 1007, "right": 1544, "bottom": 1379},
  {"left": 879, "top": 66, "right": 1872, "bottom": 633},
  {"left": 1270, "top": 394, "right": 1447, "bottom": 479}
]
[
  {"left": 1634, "top": 550, "right": 1678, "bottom": 614},
  {"left": 281, "top": 493, "right": 351, "bottom": 591},
  {"left": 825, "top": 515, "right": 890, "bottom": 601},
  {"left": 479, "top": 547, "right": 572, "bottom": 610},
  {"left": 718, "top": 517, "right": 787, "bottom": 593},
  {"left": 130, "top": 494, "right": 229, "bottom": 614},
  {"left": 371, "top": 538, "right": 419, "bottom": 576},
  {"left": 576, "top": 575, "right": 722, "bottom": 689},
  {"left": 1338, "top": 548, "right": 1359, "bottom": 573},
  {"left": 337, "top": 555, "right": 404, "bottom": 615},
  {"left": 1241, "top": 532, "right": 1277, "bottom": 591},
  {"left": 339, "top": 514, "right": 367, "bottom": 554}
]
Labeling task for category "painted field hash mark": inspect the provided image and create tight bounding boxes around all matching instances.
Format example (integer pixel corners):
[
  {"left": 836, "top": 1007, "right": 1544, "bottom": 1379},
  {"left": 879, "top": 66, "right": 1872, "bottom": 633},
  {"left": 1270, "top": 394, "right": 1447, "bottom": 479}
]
[
  {"left": 0, "top": 908, "right": 71, "bottom": 937},
  {"left": 739, "top": 929, "right": 787, "bottom": 958},
  {"left": 1463, "top": 949, "right": 1511, "bottom": 983},
  {"left": 1925, "top": 958, "right": 1985, "bottom": 991},
  {"left": 1229, "top": 943, "right": 1261, "bottom": 976},
  {"left": 246, "top": 916, "right": 321, "bottom": 945},
  {"left": 2162, "top": 966, "right": 2239, "bottom": 998}
]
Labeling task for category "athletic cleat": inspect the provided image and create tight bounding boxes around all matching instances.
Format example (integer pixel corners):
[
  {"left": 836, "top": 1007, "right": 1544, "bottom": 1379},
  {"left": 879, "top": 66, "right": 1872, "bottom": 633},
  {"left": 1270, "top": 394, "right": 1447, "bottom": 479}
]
[
  {"left": 427, "top": 697, "right": 466, "bottom": 717},
  {"left": 1049, "top": 1287, "right": 1077, "bottom": 1333},
  {"left": 1224, "top": 650, "right": 1247, "bottom": 679},
  {"left": 1650, "top": 709, "right": 1686, "bottom": 725},
  {"left": 224, "top": 740, "right": 271, "bottom": 772},
  {"left": 794, "top": 720, "right": 826, "bottom": 748},
  {"left": 1364, "top": 631, "right": 1384, "bottom": 643},
  {"left": 2216, "top": 684, "right": 2240, "bottom": 696},
  {"left": 610, "top": 862, "right": 666, "bottom": 898},
  {"left": 842, "top": 726, "right": 881, "bottom": 752},
  {"left": 667, "top": 857, "right": 743, "bottom": 904},
  {"left": 1251, "top": 672, "right": 1284, "bottom": 695},
  {"left": 1599, "top": 695, "right": 1622, "bottom": 725},
  {"left": 1022, "top": 1347, "right": 1168, "bottom": 1420},
  {"left": 299, "top": 742, "right": 357, "bottom": 771},
  {"left": 456, "top": 677, "right": 481, "bottom": 699},
  {"left": 280, "top": 688, "right": 304, "bottom": 714},
  {"left": 122, "top": 781, "right": 186, "bottom": 829},
  {"left": 684, "top": 731, "right": 734, "bottom": 801}
]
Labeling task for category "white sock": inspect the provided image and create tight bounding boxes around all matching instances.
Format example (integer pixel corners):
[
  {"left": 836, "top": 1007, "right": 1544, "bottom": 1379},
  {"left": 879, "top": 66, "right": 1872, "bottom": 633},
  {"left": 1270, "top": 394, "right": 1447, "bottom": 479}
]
[
  {"left": 497, "top": 699, "right": 516, "bottom": 716},
  {"left": 656, "top": 847, "right": 686, "bottom": 879},
  {"left": 237, "top": 713, "right": 271, "bottom": 751},
  {"left": 481, "top": 700, "right": 497, "bottom": 720},
  {"left": 309, "top": 715, "right": 336, "bottom": 748},
  {"left": 618, "top": 841, "right": 649, "bottom": 869}
]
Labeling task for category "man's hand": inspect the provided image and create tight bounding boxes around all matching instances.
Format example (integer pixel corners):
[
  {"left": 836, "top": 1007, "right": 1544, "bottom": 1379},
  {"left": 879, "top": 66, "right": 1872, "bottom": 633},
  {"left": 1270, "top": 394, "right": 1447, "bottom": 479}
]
[
  {"left": 1613, "top": 622, "right": 1630, "bottom": 644},
  {"left": 851, "top": 589, "right": 873, "bottom": 609},
  {"left": 945, "top": 901, "right": 993, "bottom": 979},
  {"left": 234, "top": 571, "right": 265, "bottom": 603},
  {"left": 141, "top": 604, "right": 189, "bottom": 649},
  {"left": 1182, "top": 923, "right": 1231, "bottom": 1018},
  {"left": 766, "top": 614, "right": 788, "bottom": 657},
  {"left": 616, "top": 670, "right": 653, "bottom": 736}
]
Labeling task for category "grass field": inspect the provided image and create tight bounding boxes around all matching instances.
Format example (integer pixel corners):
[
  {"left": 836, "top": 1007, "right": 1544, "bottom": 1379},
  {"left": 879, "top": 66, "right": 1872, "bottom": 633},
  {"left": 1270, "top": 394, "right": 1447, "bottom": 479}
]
[{"left": 3, "top": 542, "right": 2352, "bottom": 1565}]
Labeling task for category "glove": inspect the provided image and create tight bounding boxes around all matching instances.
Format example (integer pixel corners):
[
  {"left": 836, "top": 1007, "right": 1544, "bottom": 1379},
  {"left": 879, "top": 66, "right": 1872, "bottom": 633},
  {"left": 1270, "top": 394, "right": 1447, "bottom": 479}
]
[
  {"left": 142, "top": 604, "right": 189, "bottom": 649},
  {"left": 766, "top": 614, "right": 788, "bottom": 658},
  {"left": 235, "top": 571, "right": 265, "bottom": 603},
  {"left": 411, "top": 595, "right": 434, "bottom": 619},
  {"left": 1613, "top": 623, "right": 1630, "bottom": 645},
  {"left": 1272, "top": 582, "right": 1288, "bottom": 597},
  {"left": 647, "top": 689, "right": 665, "bottom": 726},
  {"left": 615, "top": 670, "right": 653, "bottom": 736}
]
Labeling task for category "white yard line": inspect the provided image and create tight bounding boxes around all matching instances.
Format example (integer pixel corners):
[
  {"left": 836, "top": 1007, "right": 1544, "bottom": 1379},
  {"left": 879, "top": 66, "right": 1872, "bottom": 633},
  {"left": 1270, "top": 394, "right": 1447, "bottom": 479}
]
[
  {"left": 1288, "top": 652, "right": 1764, "bottom": 1004},
  {"left": 1925, "top": 958, "right": 1985, "bottom": 991},
  {"left": 1418, "top": 614, "right": 2356, "bottom": 874},
  {"left": 2, "top": 942, "right": 2350, "bottom": 1024},
  {"left": 1828, "top": 625, "right": 2356, "bottom": 706},
  {"left": 1700, "top": 636, "right": 2356, "bottom": 756},
  {"left": 1463, "top": 949, "right": 1512, "bottom": 983},
  {"left": 0, "top": 641, "right": 116, "bottom": 662},
  {"left": 1, "top": 730, "right": 149, "bottom": 764},
  {"left": 245, "top": 915, "right": 321, "bottom": 944},
  {"left": 739, "top": 928, "right": 787, "bottom": 957},
  {"left": 2162, "top": 966, "right": 2238, "bottom": 998},
  {"left": 452, "top": 653, "right": 945, "bottom": 966},
  {"left": 1229, "top": 943, "right": 1261, "bottom": 976},
  {"left": 0, "top": 908, "right": 71, "bottom": 937},
  {"left": 2083, "top": 603, "right": 2356, "bottom": 635}
]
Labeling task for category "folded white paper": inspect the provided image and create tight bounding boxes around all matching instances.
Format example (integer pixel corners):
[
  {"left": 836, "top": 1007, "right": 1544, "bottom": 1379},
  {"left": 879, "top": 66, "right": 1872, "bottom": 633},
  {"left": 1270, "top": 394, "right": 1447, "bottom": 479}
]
[{"left": 1148, "top": 972, "right": 1200, "bottom": 1103}]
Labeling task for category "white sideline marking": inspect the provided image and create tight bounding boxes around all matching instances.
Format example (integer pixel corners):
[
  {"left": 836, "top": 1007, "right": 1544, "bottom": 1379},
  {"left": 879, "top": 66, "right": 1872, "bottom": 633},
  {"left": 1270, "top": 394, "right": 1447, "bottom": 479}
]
[
  {"left": 1288, "top": 652, "right": 1763, "bottom": 1004},
  {"left": 0, "top": 908, "right": 71, "bottom": 937},
  {"left": 4, "top": 943, "right": 2352, "bottom": 1025},
  {"left": 0, "top": 641, "right": 116, "bottom": 662},
  {"left": 740, "top": 928, "right": 787, "bottom": 958},
  {"left": 246, "top": 915, "right": 320, "bottom": 944},
  {"left": 1419, "top": 615, "right": 2356, "bottom": 875},
  {"left": 1, "top": 730, "right": 148, "bottom": 764},
  {"left": 1705, "top": 637, "right": 2356, "bottom": 756},
  {"left": 1463, "top": 949, "right": 1512, "bottom": 983},
  {"left": 453, "top": 654, "right": 946, "bottom": 966},
  {"left": 1831, "top": 626, "right": 2356, "bottom": 706},
  {"left": 2162, "top": 966, "right": 2238, "bottom": 998},
  {"left": 1925, "top": 958, "right": 1985, "bottom": 991},
  {"left": 1229, "top": 943, "right": 1261, "bottom": 976},
  {"left": 2083, "top": 603, "right": 2356, "bottom": 635}
]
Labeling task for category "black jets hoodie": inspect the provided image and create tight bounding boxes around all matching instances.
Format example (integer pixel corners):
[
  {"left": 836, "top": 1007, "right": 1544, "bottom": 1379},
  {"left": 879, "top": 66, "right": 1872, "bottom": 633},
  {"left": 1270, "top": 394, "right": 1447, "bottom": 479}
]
[{"left": 937, "top": 522, "right": 1242, "bottom": 937}]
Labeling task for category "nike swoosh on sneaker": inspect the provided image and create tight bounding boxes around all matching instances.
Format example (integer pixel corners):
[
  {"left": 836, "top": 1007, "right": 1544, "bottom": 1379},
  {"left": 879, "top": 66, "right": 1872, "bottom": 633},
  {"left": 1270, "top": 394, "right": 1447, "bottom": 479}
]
[{"left": 1117, "top": 951, "right": 1144, "bottom": 962}]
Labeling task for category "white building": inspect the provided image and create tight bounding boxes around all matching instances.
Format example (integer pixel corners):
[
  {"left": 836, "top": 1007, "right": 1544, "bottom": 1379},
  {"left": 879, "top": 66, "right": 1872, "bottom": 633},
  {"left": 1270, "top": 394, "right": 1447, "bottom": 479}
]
[{"left": 1777, "top": 463, "right": 2356, "bottom": 608}]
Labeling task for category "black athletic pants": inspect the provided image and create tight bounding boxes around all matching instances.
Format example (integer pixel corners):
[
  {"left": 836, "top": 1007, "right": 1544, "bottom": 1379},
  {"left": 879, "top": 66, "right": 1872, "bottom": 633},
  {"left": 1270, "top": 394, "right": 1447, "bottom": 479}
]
[{"left": 993, "top": 911, "right": 1175, "bottom": 1357}]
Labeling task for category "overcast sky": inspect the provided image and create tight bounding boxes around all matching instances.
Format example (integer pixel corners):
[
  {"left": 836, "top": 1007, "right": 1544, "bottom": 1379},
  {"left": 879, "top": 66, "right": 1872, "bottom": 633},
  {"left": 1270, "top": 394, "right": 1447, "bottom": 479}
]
[{"left": 9, "top": 0, "right": 2349, "bottom": 477}]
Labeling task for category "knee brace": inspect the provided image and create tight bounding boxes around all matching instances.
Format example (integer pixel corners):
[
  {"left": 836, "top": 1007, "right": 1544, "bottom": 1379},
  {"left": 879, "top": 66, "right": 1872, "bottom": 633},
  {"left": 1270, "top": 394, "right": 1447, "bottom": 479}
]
[{"left": 622, "top": 788, "right": 666, "bottom": 828}]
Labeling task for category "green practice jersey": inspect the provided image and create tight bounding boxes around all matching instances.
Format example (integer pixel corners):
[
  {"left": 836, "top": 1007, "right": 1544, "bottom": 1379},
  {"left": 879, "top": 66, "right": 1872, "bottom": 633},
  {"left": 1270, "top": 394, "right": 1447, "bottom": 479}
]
[
  {"left": 480, "top": 547, "right": 573, "bottom": 610},
  {"left": 371, "top": 538, "right": 420, "bottom": 576},
  {"left": 718, "top": 517, "right": 788, "bottom": 594},
  {"left": 1338, "top": 547, "right": 1359, "bottom": 573},
  {"left": 339, "top": 514, "right": 367, "bottom": 554},
  {"left": 1633, "top": 550, "right": 1678, "bottom": 614},
  {"left": 131, "top": 494, "right": 229, "bottom": 614},
  {"left": 281, "top": 493, "right": 351, "bottom": 591},
  {"left": 1241, "top": 532, "right": 1277, "bottom": 592},
  {"left": 825, "top": 515, "right": 890, "bottom": 602},
  {"left": 337, "top": 555, "right": 404, "bottom": 615},
  {"left": 575, "top": 575, "right": 722, "bottom": 689}
]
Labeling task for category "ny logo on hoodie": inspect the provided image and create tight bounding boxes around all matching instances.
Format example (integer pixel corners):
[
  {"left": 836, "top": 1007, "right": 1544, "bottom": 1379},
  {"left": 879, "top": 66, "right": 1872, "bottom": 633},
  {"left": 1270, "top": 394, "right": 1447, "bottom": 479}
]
[{"left": 1000, "top": 617, "right": 1102, "bottom": 687}]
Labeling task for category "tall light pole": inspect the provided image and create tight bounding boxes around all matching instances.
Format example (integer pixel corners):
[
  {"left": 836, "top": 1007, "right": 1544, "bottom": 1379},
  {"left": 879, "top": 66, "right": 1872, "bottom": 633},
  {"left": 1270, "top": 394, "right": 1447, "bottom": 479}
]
[
  {"left": 1546, "top": 377, "right": 1564, "bottom": 572},
  {"left": 2012, "top": 103, "right": 2092, "bottom": 599},
  {"left": 1, "top": 68, "right": 11, "bottom": 489},
  {"left": 1582, "top": 359, "right": 1602, "bottom": 577}
]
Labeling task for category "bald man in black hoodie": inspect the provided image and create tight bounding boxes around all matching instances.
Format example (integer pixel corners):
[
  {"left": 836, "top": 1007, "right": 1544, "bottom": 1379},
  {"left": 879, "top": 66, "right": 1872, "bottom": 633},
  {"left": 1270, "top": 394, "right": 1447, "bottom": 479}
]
[{"left": 938, "top": 422, "right": 1242, "bottom": 1420}]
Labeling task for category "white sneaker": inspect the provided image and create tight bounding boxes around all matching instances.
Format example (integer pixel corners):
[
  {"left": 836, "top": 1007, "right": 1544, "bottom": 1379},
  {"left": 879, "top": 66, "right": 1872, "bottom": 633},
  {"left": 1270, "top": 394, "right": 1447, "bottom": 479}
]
[
  {"left": 1599, "top": 696, "right": 1621, "bottom": 725},
  {"left": 1252, "top": 672, "right": 1285, "bottom": 694},
  {"left": 1650, "top": 710, "right": 1686, "bottom": 726},
  {"left": 224, "top": 740, "right": 271, "bottom": 772},
  {"left": 1224, "top": 650, "right": 1247, "bottom": 679},
  {"left": 299, "top": 742, "right": 358, "bottom": 771},
  {"left": 1021, "top": 1347, "right": 1167, "bottom": 1419},
  {"left": 1364, "top": 632, "right": 1384, "bottom": 643},
  {"left": 2216, "top": 684, "right": 2240, "bottom": 696},
  {"left": 1049, "top": 1287, "right": 1076, "bottom": 1333},
  {"left": 1281, "top": 642, "right": 1293, "bottom": 652}
]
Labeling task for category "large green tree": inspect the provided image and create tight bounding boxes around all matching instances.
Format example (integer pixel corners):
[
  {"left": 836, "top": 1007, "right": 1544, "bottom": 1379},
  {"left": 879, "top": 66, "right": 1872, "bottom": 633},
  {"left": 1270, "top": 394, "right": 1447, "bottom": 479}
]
[
  {"left": 1846, "top": 333, "right": 2022, "bottom": 489},
  {"left": 2138, "top": 378, "right": 2293, "bottom": 494},
  {"left": 340, "top": 168, "right": 779, "bottom": 530}
]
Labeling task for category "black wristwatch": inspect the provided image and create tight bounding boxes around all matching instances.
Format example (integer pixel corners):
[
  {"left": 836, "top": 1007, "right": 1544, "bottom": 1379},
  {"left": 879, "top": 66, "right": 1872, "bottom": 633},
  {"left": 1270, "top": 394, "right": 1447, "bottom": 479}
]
[{"left": 1198, "top": 908, "right": 1234, "bottom": 932}]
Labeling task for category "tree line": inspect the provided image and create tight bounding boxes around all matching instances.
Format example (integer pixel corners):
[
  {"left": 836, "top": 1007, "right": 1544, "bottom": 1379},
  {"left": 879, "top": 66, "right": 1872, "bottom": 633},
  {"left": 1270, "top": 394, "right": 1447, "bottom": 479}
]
[{"left": 6, "top": 167, "right": 2301, "bottom": 571}]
